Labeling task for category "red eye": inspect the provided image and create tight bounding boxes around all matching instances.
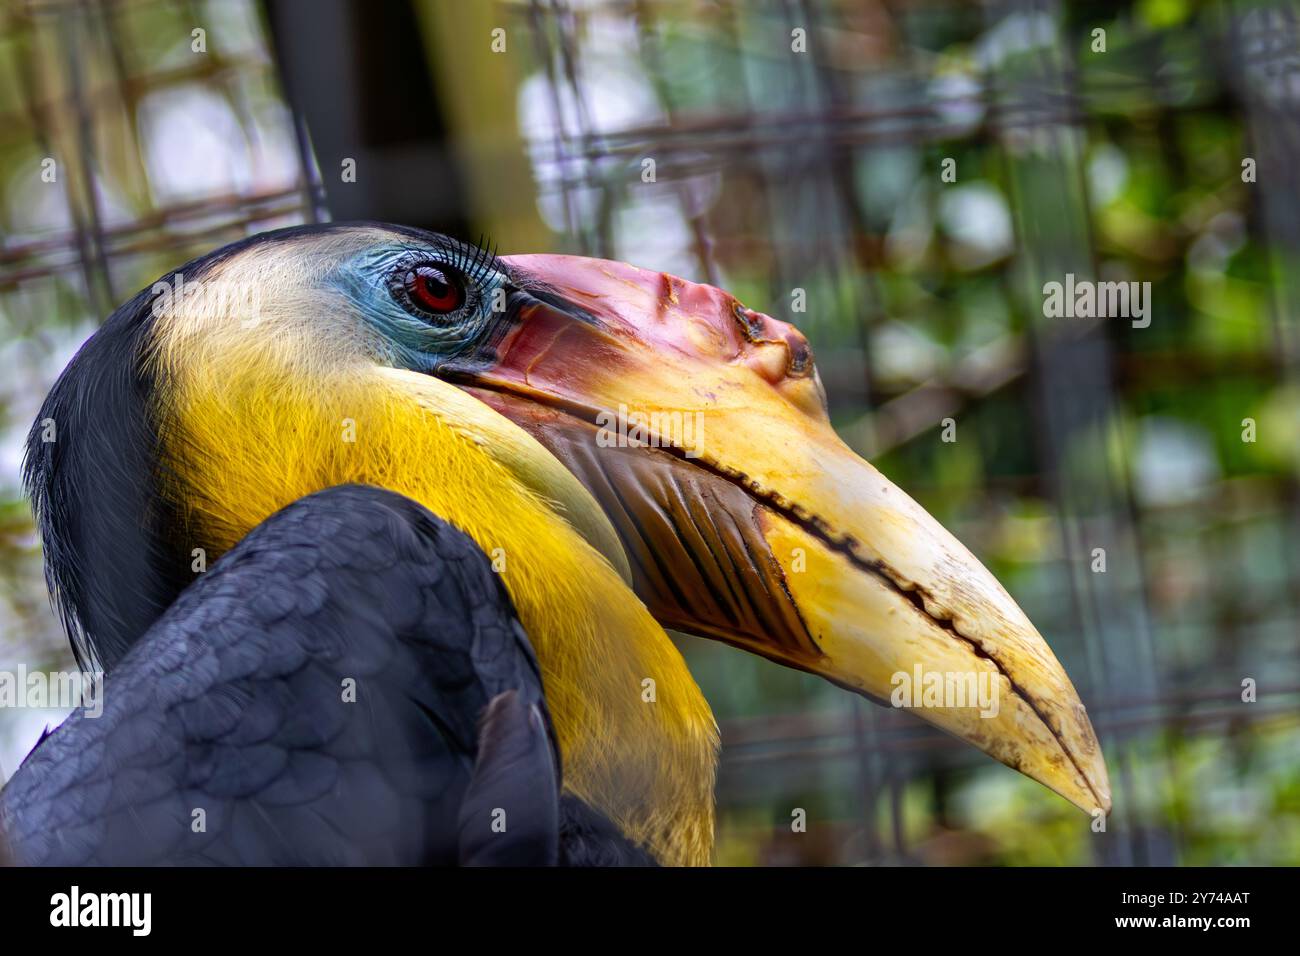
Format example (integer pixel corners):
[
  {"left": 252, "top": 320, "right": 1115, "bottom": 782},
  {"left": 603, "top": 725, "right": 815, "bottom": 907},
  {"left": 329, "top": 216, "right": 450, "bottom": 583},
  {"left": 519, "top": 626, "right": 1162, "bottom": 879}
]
[{"left": 403, "top": 265, "right": 465, "bottom": 315}]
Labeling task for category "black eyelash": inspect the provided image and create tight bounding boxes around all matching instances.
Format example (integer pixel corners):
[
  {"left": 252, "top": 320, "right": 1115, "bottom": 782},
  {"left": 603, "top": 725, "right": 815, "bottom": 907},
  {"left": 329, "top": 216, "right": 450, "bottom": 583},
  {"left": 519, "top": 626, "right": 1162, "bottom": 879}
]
[{"left": 442, "top": 233, "right": 498, "bottom": 289}]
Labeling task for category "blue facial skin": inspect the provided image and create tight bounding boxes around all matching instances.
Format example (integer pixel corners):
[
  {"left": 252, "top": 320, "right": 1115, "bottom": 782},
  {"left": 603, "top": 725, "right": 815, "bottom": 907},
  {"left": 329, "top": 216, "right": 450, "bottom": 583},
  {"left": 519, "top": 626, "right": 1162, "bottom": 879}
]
[{"left": 332, "top": 240, "right": 510, "bottom": 373}]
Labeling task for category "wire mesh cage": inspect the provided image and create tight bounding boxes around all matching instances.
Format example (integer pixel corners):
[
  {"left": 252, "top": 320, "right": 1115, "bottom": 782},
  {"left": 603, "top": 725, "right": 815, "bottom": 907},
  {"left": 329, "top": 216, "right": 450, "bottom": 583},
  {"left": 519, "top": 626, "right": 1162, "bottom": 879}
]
[
  {"left": 0, "top": 0, "right": 1297, "bottom": 866},
  {"left": 0, "top": 0, "right": 319, "bottom": 787},
  {"left": 494, "top": 0, "right": 1300, "bottom": 866}
]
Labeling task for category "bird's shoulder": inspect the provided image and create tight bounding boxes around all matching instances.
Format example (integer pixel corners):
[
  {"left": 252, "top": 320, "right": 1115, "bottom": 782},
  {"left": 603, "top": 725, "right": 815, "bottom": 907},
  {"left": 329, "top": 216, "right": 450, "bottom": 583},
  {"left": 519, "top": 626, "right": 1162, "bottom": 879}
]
[{"left": 0, "top": 484, "right": 553, "bottom": 865}]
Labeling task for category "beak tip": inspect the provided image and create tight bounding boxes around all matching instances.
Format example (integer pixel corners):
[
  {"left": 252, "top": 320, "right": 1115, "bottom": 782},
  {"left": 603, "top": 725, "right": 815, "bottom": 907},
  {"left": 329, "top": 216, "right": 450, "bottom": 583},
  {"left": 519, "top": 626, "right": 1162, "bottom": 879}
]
[
  {"left": 1088, "top": 764, "right": 1113, "bottom": 817},
  {"left": 1062, "top": 727, "right": 1111, "bottom": 816}
]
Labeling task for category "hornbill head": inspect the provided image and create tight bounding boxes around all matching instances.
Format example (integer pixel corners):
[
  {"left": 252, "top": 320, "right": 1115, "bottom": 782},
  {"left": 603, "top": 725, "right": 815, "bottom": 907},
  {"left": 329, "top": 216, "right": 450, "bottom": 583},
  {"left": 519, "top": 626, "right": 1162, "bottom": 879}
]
[{"left": 28, "top": 223, "right": 1108, "bottom": 864}]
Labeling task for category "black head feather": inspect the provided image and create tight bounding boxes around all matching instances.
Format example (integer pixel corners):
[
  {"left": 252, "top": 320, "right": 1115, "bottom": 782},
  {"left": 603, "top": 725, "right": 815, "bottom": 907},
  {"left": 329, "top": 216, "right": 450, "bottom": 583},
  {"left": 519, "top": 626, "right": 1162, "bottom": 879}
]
[{"left": 23, "top": 283, "right": 189, "bottom": 671}]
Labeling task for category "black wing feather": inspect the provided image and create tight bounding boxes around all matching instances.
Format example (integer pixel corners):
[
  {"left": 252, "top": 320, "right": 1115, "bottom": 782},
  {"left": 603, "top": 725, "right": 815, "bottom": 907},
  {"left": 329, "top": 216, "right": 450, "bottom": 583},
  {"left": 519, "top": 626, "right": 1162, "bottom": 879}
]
[
  {"left": 457, "top": 690, "right": 559, "bottom": 866},
  {"left": 0, "top": 485, "right": 559, "bottom": 866}
]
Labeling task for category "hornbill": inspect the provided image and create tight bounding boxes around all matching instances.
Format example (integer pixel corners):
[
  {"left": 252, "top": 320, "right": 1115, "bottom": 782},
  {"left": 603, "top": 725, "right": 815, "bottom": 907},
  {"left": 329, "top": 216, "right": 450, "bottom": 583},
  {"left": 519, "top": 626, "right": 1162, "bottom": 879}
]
[{"left": 0, "top": 224, "right": 1109, "bottom": 866}]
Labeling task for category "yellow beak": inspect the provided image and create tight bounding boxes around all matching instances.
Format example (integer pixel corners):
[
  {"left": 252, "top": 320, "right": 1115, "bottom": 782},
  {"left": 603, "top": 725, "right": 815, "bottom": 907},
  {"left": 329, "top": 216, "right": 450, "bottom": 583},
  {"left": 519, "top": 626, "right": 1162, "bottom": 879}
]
[{"left": 450, "top": 252, "right": 1110, "bottom": 816}]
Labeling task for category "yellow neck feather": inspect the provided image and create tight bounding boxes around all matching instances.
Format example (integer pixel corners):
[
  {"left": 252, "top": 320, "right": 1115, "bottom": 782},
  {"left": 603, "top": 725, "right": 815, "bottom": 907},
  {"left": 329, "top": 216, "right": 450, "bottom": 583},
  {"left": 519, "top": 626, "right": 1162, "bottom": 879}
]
[{"left": 150, "top": 342, "right": 717, "bottom": 865}]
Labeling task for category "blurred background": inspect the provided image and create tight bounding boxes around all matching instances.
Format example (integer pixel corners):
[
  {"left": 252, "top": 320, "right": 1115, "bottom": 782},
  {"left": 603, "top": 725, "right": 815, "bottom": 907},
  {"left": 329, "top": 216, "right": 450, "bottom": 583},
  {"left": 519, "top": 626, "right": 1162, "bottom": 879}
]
[{"left": 0, "top": 0, "right": 1297, "bottom": 866}]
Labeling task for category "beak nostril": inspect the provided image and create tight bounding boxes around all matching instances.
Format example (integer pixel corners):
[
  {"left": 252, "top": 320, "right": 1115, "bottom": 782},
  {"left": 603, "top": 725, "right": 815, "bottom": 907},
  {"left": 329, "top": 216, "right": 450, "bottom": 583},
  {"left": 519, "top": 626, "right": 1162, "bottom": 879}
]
[
  {"left": 732, "top": 302, "right": 765, "bottom": 342},
  {"left": 731, "top": 300, "right": 815, "bottom": 380},
  {"left": 788, "top": 341, "right": 812, "bottom": 377}
]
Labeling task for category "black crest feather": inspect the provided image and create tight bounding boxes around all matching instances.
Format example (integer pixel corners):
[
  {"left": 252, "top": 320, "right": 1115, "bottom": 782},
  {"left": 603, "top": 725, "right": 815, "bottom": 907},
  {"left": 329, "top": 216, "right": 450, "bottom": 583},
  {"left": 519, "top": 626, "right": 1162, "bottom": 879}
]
[{"left": 23, "top": 284, "right": 186, "bottom": 671}]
